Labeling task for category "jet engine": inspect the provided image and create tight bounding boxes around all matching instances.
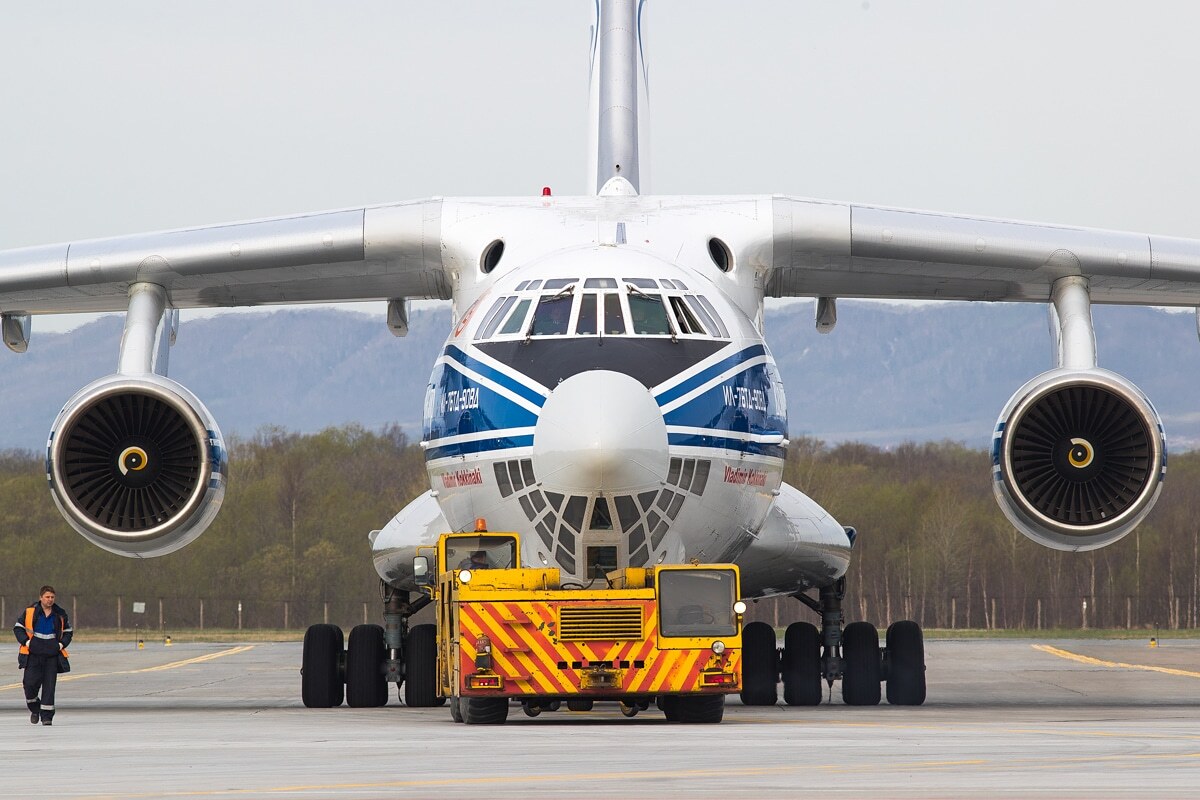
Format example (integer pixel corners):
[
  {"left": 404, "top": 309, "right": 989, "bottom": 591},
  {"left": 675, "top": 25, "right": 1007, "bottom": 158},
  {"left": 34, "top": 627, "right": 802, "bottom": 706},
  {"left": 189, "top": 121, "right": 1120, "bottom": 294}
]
[
  {"left": 992, "top": 368, "right": 1164, "bottom": 552},
  {"left": 46, "top": 374, "right": 227, "bottom": 558}
]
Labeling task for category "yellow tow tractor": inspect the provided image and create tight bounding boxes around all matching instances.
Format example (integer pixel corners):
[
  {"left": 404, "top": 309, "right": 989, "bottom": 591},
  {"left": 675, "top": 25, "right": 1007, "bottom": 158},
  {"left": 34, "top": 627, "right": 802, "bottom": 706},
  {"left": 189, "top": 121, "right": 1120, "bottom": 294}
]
[{"left": 412, "top": 526, "right": 745, "bottom": 724}]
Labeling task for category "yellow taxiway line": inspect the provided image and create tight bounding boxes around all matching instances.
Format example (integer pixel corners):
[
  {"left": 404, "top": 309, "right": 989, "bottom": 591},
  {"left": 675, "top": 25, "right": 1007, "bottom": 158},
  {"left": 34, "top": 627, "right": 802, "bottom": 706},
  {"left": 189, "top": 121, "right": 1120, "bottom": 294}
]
[
  {"left": 1033, "top": 643, "right": 1200, "bottom": 679},
  {"left": 0, "top": 645, "right": 255, "bottom": 692}
]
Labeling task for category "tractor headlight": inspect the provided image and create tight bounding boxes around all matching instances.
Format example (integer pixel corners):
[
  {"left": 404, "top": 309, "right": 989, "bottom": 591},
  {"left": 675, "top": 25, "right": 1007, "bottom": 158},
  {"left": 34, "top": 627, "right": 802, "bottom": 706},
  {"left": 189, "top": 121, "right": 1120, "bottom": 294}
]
[
  {"left": 733, "top": 601, "right": 747, "bottom": 615},
  {"left": 711, "top": 640, "right": 726, "bottom": 655},
  {"left": 458, "top": 569, "right": 472, "bottom": 584}
]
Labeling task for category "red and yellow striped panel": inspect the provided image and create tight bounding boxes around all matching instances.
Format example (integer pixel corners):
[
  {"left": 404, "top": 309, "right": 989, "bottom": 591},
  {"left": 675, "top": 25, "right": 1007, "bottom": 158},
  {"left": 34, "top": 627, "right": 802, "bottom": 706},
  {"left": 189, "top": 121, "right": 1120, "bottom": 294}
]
[{"left": 456, "top": 599, "right": 741, "bottom": 697}]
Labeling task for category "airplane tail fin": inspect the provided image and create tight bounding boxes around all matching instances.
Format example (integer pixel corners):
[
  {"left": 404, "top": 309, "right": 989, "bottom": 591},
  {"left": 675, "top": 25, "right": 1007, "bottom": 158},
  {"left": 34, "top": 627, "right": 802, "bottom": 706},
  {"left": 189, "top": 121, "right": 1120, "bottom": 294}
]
[{"left": 587, "top": 0, "right": 650, "bottom": 195}]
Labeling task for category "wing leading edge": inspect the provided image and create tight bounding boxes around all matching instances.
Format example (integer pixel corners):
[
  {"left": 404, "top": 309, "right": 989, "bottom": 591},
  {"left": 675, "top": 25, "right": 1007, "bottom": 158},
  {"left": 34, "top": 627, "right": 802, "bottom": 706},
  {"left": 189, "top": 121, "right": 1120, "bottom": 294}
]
[
  {"left": 764, "top": 196, "right": 1200, "bottom": 306},
  {"left": 0, "top": 199, "right": 448, "bottom": 316}
]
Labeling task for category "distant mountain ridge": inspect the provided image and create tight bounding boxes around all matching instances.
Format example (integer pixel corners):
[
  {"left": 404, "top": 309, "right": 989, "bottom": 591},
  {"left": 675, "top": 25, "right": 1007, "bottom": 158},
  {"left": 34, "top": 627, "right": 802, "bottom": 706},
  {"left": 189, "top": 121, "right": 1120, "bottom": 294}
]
[{"left": 2, "top": 302, "right": 1198, "bottom": 452}]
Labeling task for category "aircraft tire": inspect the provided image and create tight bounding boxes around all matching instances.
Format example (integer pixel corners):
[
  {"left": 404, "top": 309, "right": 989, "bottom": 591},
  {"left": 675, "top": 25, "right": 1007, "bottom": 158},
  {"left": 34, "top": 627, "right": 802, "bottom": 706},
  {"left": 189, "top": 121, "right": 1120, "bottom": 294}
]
[
  {"left": 566, "top": 699, "right": 594, "bottom": 712},
  {"left": 841, "top": 621, "right": 881, "bottom": 706},
  {"left": 885, "top": 620, "right": 927, "bottom": 706},
  {"left": 403, "top": 623, "right": 440, "bottom": 707},
  {"left": 345, "top": 624, "right": 387, "bottom": 708},
  {"left": 462, "top": 697, "right": 508, "bottom": 724},
  {"left": 301, "top": 623, "right": 344, "bottom": 708},
  {"left": 781, "top": 621, "right": 823, "bottom": 706},
  {"left": 672, "top": 694, "right": 725, "bottom": 723},
  {"left": 739, "top": 621, "right": 779, "bottom": 706}
]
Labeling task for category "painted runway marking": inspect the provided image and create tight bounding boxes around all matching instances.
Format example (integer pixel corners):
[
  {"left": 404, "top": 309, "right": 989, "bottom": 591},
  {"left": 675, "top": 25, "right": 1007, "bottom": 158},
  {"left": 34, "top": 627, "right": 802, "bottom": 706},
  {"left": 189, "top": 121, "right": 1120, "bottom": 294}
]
[
  {"left": 0, "top": 645, "right": 255, "bottom": 691},
  {"left": 1033, "top": 643, "right": 1200, "bottom": 679}
]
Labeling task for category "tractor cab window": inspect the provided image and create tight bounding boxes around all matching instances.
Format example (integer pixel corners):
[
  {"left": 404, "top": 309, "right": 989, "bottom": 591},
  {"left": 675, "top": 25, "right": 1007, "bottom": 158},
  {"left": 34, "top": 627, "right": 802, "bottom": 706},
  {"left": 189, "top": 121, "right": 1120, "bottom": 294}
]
[
  {"left": 443, "top": 535, "right": 518, "bottom": 572},
  {"left": 658, "top": 568, "right": 737, "bottom": 637}
]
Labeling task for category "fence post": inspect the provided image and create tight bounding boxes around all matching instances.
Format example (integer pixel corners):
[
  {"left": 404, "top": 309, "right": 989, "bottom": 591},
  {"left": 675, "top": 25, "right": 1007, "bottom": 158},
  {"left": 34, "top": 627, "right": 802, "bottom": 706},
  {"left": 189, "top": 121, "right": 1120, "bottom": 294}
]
[
  {"left": 951, "top": 597, "right": 957, "bottom": 630},
  {"left": 1, "top": 597, "right": 5, "bottom": 629},
  {"left": 199, "top": 599, "right": 204, "bottom": 630},
  {"left": 363, "top": 602, "right": 368, "bottom": 625},
  {"left": 284, "top": 601, "right": 289, "bottom": 630},
  {"left": 1126, "top": 596, "right": 1132, "bottom": 630},
  {"left": 158, "top": 598, "right": 164, "bottom": 631},
  {"left": 323, "top": 602, "right": 329, "bottom": 625},
  {"left": 118, "top": 596, "right": 122, "bottom": 631},
  {"left": 237, "top": 601, "right": 243, "bottom": 631},
  {"left": 72, "top": 596, "right": 77, "bottom": 629}
]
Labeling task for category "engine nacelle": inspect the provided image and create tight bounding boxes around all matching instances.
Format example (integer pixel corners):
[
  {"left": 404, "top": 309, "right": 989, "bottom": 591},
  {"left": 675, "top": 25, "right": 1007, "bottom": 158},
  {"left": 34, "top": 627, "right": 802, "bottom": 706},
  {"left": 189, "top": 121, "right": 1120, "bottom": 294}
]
[
  {"left": 47, "top": 374, "right": 227, "bottom": 558},
  {"left": 992, "top": 368, "right": 1165, "bottom": 552}
]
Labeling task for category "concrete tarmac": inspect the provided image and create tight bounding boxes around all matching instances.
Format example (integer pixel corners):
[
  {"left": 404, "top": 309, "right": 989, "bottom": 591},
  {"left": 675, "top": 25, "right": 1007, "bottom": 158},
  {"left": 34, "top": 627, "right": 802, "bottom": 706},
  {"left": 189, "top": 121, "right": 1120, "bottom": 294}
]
[{"left": 2, "top": 638, "right": 1199, "bottom": 799}]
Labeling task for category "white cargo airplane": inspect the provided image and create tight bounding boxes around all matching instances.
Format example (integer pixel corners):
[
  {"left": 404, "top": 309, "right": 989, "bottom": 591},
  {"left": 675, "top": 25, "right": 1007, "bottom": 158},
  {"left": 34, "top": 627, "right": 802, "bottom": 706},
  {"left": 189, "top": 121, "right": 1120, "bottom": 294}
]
[{"left": 0, "top": 1, "right": 1189, "bottom": 711}]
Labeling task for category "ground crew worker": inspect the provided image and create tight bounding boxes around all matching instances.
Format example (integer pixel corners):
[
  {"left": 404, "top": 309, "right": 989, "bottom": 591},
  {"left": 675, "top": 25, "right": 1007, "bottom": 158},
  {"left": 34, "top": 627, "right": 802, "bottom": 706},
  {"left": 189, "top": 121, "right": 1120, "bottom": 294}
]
[
  {"left": 13, "top": 585, "right": 72, "bottom": 725},
  {"left": 458, "top": 550, "right": 492, "bottom": 570}
]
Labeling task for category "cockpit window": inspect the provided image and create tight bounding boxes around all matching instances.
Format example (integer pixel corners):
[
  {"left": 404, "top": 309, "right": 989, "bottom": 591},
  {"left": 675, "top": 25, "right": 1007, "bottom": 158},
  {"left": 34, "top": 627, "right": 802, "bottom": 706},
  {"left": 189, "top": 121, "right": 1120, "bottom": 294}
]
[
  {"left": 576, "top": 293, "right": 598, "bottom": 335},
  {"left": 624, "top": 278, "right": 658, "bottom": 289},
  {"left": 543, "top": 278, "right": 578, "bottom": 290},
  {"left": 584, "top": 277, "right": 618, "bottom": 289},
  {"left": 686, "top": 296, "right": 723, "bottom": 339},
  {"left": 628, "top": 293, "right": 672, "bottom": 335},
  {"left": 669, "top": 296, "right": 706, "bottom": 335},
  {"left": 530, "top": 293, "right": 573, "bottom": 336},
  {"left": 497, "top": 298, "right": 532, "bottom": 336},
  {"left": 476, "top": 296, "right": 516, "bottom": 340},
  {"left": 695, "top": 296, "right": 729, "bottom": 338},
  {"left": 603, "top": 293, "right": 626, "bottom": 334}
]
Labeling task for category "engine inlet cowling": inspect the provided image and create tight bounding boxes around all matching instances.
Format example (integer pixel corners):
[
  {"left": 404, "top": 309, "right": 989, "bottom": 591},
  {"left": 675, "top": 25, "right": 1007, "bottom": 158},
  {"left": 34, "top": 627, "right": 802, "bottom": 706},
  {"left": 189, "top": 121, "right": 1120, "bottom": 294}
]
[
  {"left": 47, "top": 375, "right": 226, "bottom": 558},
  {"left": 992, "top": 368, "right": 1165, "bottom": 552}
]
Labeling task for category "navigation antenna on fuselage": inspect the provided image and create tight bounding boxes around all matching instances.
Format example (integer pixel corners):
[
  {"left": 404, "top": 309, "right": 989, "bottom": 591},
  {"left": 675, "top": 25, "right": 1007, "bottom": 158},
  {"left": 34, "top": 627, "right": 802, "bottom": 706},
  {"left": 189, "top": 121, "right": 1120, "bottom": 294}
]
[{"left": 587, "top": 0, "right": 648, "bottom": 195}]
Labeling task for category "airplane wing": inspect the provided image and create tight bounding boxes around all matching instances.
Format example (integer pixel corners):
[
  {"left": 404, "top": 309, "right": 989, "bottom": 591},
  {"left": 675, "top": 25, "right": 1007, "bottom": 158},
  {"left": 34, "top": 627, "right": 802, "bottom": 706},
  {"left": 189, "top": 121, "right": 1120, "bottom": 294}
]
[
  {"left": 764, "top": 196, "right": 1200, "bottom": 306},
  {"left": 0, "top": 199, "right": 448, "bottom": 316}
]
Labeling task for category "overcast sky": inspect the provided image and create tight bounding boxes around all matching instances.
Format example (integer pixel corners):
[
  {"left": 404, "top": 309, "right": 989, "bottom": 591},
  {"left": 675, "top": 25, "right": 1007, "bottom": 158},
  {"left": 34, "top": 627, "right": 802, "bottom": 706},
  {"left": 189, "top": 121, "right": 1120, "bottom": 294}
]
[{"left": 4, "top": 1, "right": 1200, "bottom": 332}]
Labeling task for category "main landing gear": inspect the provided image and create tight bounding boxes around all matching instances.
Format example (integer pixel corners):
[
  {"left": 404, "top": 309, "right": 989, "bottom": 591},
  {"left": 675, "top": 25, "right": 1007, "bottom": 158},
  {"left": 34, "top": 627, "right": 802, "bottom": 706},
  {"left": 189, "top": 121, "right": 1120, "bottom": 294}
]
[
  {"left": 739, "top": 577, "right": 926, "bottom": 707},
  {"left": 301, "top": 583, "right": 440, "bottom": 709}
]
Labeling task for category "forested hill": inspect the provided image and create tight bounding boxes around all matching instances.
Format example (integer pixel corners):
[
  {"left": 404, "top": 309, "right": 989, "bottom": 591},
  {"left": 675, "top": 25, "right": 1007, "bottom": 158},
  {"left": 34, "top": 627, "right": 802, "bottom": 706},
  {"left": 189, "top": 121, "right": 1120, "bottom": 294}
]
[
  {"left": 2, "top": 301, "right": 1199, "bottom": 452},
  {"left": 1, "top": 434, "right": 1197, "bottom": 634}
]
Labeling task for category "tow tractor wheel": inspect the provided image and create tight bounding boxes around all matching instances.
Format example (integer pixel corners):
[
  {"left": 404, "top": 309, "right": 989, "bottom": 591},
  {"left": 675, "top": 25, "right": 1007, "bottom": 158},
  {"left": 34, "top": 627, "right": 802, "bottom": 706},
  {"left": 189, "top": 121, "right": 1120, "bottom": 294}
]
[
  {"left": 671, "top": 694, "right": 725, "bottom": 723},
  {"left": 346, "top": 624, "right": 388, "bottom": 708},
  {"left": 462, "top": 697, "right": 508, "bottom": 724},
  {"left": 450, "top": 695, "right": 464, "bottom": 723},
  {"left": 301, "top": 624, "right": 344, "bottom": 708},
  {"left": 885, "top": 620, "right": 927, "bottom": 706},
  {"left": 781, "top": 621, "right": 822, "bottom": 706},
  {"left": 566, "top": 699, "right": 594, "bottom": 712},
  {"left": 404, "top": 623, "right": 440, "bottom": 707},
  {"left": 739, "top": 621, "right": 780, "bottom": 706},
  {"left": 841, "top": 621, "right": 882, "bottom": 706}
]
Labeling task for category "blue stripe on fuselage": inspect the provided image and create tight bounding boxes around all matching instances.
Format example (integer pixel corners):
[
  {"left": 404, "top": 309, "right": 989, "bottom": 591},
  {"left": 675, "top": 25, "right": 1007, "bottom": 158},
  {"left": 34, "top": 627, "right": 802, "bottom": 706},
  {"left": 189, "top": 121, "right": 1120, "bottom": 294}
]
[
  {"left": 667, "top": 432, "right": 786, "bottom": 459},
  {"left": 654, "top": 344, "right": 767, "bottom": 406},
  {"left": 444, "top": 345, "right": 547, "bottom": 407},
  {"left": 425, "top": 434, "right": 535, "bottom": 462}
]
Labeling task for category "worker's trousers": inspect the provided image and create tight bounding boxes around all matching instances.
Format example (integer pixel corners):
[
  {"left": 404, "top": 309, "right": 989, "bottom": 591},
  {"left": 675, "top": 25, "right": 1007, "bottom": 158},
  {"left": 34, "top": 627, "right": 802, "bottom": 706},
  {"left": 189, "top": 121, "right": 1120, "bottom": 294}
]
[{"left": 23, "top": 653, "right": 58, "bottom": 721}]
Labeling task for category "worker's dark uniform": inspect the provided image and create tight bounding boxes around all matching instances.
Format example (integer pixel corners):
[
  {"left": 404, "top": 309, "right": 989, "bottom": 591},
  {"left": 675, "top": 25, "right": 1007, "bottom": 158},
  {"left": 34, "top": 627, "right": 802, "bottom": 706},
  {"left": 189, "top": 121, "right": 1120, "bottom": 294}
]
[{"left": 13, "top": 603, "right": 72, "bottom": 723}]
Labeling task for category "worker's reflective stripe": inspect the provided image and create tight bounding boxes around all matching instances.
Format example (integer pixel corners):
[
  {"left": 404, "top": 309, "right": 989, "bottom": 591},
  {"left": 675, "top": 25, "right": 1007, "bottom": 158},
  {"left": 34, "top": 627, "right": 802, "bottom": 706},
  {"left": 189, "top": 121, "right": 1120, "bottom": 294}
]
[
  {"left": 40, "top": 704, "right": 53, "bottom": 710},
  {"left": 17, "top": 607, "right": 68, "bottom": 657},
  {"left": 18, "top": 608, "right": 34, "bottom": 655}
]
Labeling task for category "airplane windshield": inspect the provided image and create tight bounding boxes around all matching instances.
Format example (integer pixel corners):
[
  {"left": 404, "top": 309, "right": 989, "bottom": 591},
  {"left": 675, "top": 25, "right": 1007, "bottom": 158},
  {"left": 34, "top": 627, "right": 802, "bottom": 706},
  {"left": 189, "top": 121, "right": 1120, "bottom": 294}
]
[
  {"left": 628, "top": 293, "right": 672, "bottom": 335},
  {"left": 530, "top": 294, "right": 573, "bottom": 335},
  {"left": 475, "top": 281, "right": 728, "bottom": 341}
]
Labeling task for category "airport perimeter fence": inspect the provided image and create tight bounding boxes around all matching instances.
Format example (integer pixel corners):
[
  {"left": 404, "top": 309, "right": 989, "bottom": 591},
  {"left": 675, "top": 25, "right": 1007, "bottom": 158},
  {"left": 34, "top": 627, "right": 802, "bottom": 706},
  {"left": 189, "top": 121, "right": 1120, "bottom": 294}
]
[
  {"left": 742, "top": 591, "right": 1200, "bottom": 632},
  {"left": 0, "top": 595, "right": 382, "bottom": 636},
  {"left": 5, "top": 592, "right": 1197, "bottom": 635}
]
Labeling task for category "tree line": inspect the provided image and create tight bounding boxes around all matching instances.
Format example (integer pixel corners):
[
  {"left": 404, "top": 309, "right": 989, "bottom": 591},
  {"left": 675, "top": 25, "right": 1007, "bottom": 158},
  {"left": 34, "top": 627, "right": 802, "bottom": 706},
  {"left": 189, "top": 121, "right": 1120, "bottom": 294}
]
[{"left": 1, "top": 427, "right": 1197, "bottom": 632}]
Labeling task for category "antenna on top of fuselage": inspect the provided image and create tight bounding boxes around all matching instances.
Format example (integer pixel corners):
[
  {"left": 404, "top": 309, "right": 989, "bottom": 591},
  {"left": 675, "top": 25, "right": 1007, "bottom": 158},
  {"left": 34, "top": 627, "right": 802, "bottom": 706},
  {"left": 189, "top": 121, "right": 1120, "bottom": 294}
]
[{"left": 587, "top": 0, "right": 649, "bottom": 196}]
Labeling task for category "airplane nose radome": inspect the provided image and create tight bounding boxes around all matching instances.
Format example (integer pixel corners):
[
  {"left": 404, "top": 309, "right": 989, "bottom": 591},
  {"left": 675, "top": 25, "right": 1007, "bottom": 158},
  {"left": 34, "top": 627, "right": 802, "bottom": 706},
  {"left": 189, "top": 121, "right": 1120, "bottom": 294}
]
[{"left": 533, "top": 370, "right": 669, "bottom": 493}]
